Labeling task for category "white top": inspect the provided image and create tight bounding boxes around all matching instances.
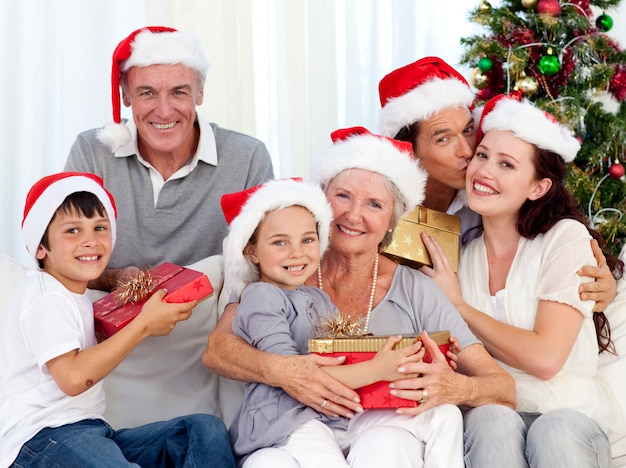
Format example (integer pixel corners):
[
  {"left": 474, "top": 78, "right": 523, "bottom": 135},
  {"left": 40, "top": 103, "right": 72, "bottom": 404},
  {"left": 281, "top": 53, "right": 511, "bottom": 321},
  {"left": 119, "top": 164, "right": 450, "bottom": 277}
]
[
  {"left": 0, "top": 270, "right": 104, "bottom": 466},
  {"left": 458, "top": 219, "right": 606, "bottom": 425}
]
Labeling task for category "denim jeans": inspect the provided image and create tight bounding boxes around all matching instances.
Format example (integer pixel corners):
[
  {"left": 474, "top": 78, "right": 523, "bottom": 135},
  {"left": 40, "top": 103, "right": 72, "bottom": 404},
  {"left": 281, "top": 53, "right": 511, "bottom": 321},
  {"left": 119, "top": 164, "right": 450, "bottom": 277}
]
[
  {"left": 12, "top": 414, "right": 235, "bottom": 467},
  {"left": 463, "top": 405, "right": 611, "bottom": 468}
]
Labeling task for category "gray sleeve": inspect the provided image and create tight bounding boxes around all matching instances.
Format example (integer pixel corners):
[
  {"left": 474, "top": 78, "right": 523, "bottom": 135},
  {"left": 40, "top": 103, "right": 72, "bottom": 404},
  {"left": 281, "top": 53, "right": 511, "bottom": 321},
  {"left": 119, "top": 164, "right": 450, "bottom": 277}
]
[
  {"left": 397, "top": 266, "right": 480, "bottom": 349},
  {"left": 64, "top": 130, "right": 104, "bottom": 175},
  {"left": 233, "top": 283, "right": 300, "bottom": 356}
]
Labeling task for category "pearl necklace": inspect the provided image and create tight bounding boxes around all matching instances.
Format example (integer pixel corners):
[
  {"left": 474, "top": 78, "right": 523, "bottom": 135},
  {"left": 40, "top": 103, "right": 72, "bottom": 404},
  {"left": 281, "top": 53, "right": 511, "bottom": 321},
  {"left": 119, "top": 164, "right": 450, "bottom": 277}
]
[{"left": 317, "top": 254, "right": 379, "bottom": 333}]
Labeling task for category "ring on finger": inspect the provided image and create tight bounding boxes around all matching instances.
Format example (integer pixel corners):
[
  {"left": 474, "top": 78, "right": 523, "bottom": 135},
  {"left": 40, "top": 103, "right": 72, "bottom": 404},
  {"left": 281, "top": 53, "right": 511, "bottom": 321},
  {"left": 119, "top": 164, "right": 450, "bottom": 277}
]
[
  {"left": 418, "top": 389, "right": 428, "bottom": 404},
  {"left": 320, "top": 399, "right": 328, "bottom": 408}
]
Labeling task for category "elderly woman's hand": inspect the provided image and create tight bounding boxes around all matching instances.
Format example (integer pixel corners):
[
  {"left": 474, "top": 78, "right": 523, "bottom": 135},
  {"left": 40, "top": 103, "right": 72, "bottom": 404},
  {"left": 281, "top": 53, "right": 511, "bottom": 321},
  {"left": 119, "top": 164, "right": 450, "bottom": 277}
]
[
  {"left": 388, "top": 331, "right": 463, "bottom": 415},
  {"left": 418, "top": 233, "right": 464, "bottom": 308},
  {"left": 276, "top": 353, "right": 363, "bottom": 418}
]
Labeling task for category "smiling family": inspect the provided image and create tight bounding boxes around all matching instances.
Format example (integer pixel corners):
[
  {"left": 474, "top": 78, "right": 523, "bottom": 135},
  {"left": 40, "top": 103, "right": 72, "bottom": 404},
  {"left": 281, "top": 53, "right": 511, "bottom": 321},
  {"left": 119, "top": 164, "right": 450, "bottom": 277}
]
[{"left": 1, "top": 26, "right": 624, "bottom": 468}]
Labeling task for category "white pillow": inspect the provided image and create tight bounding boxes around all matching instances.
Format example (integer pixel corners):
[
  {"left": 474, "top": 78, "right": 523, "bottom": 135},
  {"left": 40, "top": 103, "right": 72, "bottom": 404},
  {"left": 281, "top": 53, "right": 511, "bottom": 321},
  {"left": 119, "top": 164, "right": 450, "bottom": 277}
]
[{"left": 0, "top": 254, "right": 28, "bottom": 331}]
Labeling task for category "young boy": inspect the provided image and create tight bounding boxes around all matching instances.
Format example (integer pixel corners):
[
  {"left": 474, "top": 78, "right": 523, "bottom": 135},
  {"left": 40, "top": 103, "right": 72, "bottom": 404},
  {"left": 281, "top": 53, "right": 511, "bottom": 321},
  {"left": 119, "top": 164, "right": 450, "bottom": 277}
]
[
  {"left": 221, "top": 178, "right": 463, "bottom": 467},
  {"left": 0, "top": 172, "right": 235, "bottom": 467}
]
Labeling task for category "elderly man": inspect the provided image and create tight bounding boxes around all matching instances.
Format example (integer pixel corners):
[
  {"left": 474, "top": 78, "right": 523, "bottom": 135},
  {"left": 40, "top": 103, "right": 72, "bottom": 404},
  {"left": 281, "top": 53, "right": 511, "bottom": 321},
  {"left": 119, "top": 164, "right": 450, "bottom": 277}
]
[{"left": 65, "top": 26, "right": 273, "bottom": 428}]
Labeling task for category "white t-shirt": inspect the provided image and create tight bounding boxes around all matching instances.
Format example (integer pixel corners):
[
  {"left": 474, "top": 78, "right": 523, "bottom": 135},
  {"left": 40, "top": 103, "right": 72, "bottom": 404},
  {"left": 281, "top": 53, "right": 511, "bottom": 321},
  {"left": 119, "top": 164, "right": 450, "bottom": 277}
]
[{"left": 0, "top": 270, "right": 104, "bottom": 466}]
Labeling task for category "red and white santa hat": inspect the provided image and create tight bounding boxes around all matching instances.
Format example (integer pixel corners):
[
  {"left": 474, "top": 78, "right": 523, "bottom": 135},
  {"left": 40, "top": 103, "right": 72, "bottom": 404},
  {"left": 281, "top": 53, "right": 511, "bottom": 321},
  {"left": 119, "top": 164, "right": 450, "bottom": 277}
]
[
  {"left": 477, "top": 93, "right": 580, "bottom": 163},
  {"left": 378, "top": 56, "right": 475, "bottom": 138},
  {"left": 221, "top": 178, "right": 333, "bottom": 297},
  {"left": 311, "top": 127, "right": 428, "bottom": 213},
  {"left": 22, "top": 172, "right": 117, "bottom": 259},
  {"left": 97, "top": 26, "right": 210, "bottom": 152}
]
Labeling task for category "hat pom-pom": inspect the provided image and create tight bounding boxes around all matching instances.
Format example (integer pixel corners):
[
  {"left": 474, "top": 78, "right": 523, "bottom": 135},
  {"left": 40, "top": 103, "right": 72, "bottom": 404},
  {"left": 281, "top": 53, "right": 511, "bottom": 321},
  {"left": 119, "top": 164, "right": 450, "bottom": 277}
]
[{"left": 97, "top": 122, "right": 132, "bottom": 152}]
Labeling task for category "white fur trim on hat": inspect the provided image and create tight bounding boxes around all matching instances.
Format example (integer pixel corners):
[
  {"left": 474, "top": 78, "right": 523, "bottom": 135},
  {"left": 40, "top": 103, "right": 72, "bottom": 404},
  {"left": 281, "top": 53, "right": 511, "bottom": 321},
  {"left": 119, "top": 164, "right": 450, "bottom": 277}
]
[
  {"left": 378, "top": 77, "right": 475, "bottom": 137},
  {"left": 311, "top": 133, "right": 428, "bottom": 212},
  {"left": 22, "top": 174, "right": 117, "bottom": 259},
  {"left": 223, "top": 179, "right": 333, "bottom": 298},
  {"left": 480, "top": 98, "right": 580, "bottom": 162},
  {"left": 121, "top": 30, "right": 210, "bottom": 75}
]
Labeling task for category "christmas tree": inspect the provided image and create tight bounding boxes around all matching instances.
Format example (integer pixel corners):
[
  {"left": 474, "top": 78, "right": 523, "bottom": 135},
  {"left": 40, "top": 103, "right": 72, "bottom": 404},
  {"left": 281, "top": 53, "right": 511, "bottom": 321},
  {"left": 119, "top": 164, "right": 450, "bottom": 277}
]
[{"left": 460, "top": 0, "right": 626, "bottom": 257}]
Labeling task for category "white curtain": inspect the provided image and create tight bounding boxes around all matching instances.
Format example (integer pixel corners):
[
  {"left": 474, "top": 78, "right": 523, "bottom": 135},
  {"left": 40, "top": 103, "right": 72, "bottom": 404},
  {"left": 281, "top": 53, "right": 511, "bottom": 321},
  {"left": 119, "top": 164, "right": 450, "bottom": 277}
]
[{"left": 2, "top": 0, "right": 625, "bottom": 265}]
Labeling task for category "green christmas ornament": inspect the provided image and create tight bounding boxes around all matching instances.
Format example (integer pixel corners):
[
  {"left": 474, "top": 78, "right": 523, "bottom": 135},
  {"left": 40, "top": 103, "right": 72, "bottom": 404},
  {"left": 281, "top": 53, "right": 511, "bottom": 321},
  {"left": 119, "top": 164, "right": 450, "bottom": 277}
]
[
  {"left": 478, "top": 57, "right": 493, "bottom": 72},
  {"left": 596, "top": 13, "right": 613, "bottom": 32},
  {"left": 538, "top": 54, "right": 560, "bottom": 76}
]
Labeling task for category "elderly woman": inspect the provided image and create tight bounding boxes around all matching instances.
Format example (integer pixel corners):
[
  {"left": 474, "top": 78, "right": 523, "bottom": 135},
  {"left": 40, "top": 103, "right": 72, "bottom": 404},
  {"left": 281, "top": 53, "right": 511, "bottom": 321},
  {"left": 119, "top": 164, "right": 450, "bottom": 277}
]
[{"left": 203, "top": 128, "right": 515, "bottom": 466}]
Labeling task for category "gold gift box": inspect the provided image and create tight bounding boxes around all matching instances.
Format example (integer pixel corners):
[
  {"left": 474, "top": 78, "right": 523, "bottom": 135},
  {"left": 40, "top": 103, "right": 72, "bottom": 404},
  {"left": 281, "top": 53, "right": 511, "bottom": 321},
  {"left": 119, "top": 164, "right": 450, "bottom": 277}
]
[{"left": 383, "top": 206, "right": 460, "bottom": 271}]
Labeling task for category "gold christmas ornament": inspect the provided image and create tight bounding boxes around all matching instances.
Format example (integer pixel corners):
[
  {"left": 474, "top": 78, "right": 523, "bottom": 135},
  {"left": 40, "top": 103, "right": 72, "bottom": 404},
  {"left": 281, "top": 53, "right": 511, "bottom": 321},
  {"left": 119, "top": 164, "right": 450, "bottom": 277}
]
[
  {"left": 521, "top": 0, "right": 538, "bottom": 8},
  {"left": 478, "top": 0, "right": 492, "bottom": 11},
  {"left": 470, "top": 68, "right": 488, "bottom": 89},
  {"left": 514, "top": 75, "right": 539, "bottom": 96}
]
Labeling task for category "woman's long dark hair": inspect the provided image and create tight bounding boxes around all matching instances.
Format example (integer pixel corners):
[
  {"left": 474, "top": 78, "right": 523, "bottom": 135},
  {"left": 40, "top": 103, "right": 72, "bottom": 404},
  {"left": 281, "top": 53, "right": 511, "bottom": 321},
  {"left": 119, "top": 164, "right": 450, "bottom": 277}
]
[{"left": 518, "top": 147, "right": 623, "bottom": 354}]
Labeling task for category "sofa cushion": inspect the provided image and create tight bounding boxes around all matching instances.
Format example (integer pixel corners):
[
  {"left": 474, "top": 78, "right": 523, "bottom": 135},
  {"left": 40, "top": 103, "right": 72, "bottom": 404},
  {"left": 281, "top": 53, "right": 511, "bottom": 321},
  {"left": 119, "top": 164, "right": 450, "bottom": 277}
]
[{"left": 0, "top": 254, "right": 28, "bottom": 330}]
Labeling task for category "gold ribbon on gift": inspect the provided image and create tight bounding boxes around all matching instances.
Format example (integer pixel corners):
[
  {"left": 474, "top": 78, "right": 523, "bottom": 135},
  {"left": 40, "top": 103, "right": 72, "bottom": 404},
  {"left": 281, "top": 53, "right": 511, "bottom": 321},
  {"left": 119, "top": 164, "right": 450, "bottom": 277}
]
[{"left": 308, "top": 331, "right": 450, "bottom": 353}]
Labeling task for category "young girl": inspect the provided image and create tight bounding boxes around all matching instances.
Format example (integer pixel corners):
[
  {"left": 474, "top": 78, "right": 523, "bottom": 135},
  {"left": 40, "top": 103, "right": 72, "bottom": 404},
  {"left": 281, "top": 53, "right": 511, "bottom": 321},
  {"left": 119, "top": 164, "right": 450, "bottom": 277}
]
[
  {"left": 421, "top": 94, "right": 624, "bottom": 467},
  {"left": 221, "top": 177, "right": 464, "bottom": 467}
]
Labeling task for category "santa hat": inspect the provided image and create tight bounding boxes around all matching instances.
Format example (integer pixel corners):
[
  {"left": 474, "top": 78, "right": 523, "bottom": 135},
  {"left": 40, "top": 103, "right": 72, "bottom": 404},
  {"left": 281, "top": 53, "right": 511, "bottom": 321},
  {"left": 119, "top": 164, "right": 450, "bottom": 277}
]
[
  {"left": 22, "top": 172, "right": 117, "bottom": 259},
  {"left": 378, "top": 56, "right": 475, "bottom": 137},
  {"left": 478, "top": 94, "right": 580, "bottom": 163},
  {"left": 311, "top": 127, "right": 427, "bottom": 213},
  {"left": 221, "top": 178, "right": 333, "bottom": 297},
  {"left": 97, "top": 26, "right": 210, "bottom": 152}
]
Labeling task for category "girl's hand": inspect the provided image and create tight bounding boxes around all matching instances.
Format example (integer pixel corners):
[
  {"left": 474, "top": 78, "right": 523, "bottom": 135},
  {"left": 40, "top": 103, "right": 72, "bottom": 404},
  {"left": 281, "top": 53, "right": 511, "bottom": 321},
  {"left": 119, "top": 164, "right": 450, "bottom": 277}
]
[
  {"left": 370, "top": 335, "right": 424, "bottom": 382},
  {"left": 446, "top": 335, "right": 462, "bottom": 370}
]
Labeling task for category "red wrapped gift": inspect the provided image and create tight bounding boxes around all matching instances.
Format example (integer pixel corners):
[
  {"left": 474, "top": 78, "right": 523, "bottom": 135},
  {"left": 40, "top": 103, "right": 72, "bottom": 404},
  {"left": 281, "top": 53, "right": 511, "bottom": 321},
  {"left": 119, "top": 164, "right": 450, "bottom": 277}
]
[
  {"left": 308, "top": 331, "right": 451, "bottom": 408},
  {"left": 93, "top": 262, "right": 213, "bottom": 337}
]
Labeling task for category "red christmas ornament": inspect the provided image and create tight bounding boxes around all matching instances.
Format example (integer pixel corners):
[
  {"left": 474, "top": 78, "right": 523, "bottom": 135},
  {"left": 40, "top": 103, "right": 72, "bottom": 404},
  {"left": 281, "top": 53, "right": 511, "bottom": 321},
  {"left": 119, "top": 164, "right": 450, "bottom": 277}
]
[
  {"left": 537, "top": 0, "right": 561, "bottom": 16},
  {"left": 609, "top": 162, "right": 625, "bottom": 179}
]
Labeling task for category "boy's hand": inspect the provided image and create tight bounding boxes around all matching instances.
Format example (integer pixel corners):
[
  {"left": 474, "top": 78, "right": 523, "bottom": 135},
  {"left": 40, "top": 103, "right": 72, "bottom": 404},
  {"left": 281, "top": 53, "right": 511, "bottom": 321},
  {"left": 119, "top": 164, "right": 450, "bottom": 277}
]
[
  {"left": 135, "top": 289, "right": 196, "bottom": 336},
  {"left": 370, "top": 335, "right": 424, "bottom": 382}
]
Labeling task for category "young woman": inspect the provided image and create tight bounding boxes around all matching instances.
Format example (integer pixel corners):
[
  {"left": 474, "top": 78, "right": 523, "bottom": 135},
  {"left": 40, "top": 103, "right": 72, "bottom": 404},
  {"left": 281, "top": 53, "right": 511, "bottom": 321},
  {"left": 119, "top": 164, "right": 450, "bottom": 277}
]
[{"left": 421, "top": 94, "right": 623, "bottom": 467}]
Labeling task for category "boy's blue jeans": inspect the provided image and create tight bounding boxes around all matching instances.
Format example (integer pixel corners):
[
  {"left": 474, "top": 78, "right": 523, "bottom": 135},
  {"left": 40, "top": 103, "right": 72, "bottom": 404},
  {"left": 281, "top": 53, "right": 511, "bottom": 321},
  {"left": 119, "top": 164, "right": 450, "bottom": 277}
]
[{"left": 12, "top": 414, "right": 235, "bottom": 467}]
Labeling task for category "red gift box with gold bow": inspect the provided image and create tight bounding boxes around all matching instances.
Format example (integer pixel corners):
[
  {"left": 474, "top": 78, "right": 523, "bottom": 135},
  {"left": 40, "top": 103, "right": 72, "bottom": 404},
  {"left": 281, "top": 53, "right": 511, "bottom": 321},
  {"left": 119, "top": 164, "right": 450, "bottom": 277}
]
[
  {"left": 308, "top": 331, "right": 451, "bottom": 408},
  {"left": 93, "top": 262, "right": 213, "bottom": 337}
]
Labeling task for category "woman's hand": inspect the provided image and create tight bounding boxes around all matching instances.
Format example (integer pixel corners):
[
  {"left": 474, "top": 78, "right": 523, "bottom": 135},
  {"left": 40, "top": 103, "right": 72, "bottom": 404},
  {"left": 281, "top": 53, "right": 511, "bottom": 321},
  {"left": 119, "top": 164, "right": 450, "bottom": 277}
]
[
  {"left": 277, "top": 353, "right": 363, "bottom": 418},
  {"left": 418, "top": 233, "right": 464, "bottom": 307},
  {"left": 577, "top": 239, "right": 617, "bottom": 312},
  {"left": 389, "top": 331, "right": 462, "bottom": 415}
]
